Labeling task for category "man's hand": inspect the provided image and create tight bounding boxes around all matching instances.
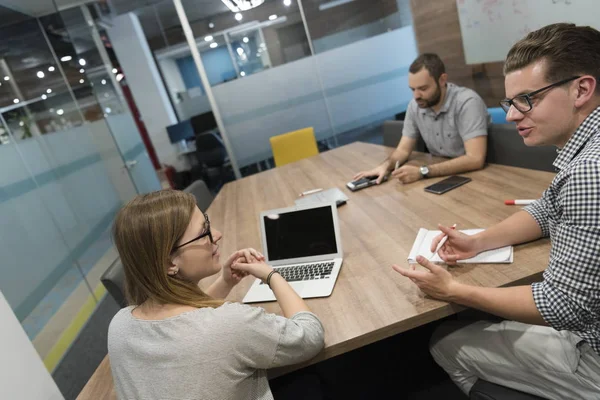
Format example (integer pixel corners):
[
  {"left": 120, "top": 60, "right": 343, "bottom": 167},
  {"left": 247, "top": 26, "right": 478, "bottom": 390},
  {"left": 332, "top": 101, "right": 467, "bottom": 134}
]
[
  {"left": 392, "top": 256, "right": 460, "bottom": 301},
  {"left": 391, "top": 165, "right": 422, "bottom": 184},
  {"left": 353, "top": 164, "right": 389, "bottom": 185},
  {"left": 431, "top": 224, "right": 483, "bottom": 265}
]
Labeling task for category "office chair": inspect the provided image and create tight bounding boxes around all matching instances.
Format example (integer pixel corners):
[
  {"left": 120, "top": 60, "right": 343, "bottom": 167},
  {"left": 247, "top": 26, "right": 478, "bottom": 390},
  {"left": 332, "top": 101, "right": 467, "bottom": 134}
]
[
  {"left": 183, "top": 179, "right": 214, "bottom": 211},
  {"left": 100, "top": 259, "right": 127, "bottom": 308},
  {"left": 194, "top": 131, "right": 229, "bottom": 191},
  {"left": 470, "top": 379, "right": 547, "bottom": 400},
  {"left": 487, "top": 124, "right": 556, "bottom": 172},
  {"left": 382, "top": 121, "right": 427, "bottom": 153},
  {"left": 270, "top": 127, "right": 319, "bottom": 167}
]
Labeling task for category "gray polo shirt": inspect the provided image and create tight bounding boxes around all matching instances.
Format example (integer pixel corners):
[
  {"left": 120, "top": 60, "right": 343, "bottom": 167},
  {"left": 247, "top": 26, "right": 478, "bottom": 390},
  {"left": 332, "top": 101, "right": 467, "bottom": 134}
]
[{"left": 402, "top": 83, "right": 489, "bottom": 158}]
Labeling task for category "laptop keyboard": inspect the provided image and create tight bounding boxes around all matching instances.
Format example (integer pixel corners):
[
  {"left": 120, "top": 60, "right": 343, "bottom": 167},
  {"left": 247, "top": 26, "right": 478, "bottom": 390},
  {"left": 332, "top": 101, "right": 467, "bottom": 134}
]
[{"left": 260, "top": 262, "right": 335, "bottom": 284}]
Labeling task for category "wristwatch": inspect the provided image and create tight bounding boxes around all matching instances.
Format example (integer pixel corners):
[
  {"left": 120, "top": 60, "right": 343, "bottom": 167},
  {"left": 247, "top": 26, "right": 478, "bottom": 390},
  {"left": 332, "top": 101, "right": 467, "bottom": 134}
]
[{"left": 420, "top": 165, "right": 430, "bottom": 178}]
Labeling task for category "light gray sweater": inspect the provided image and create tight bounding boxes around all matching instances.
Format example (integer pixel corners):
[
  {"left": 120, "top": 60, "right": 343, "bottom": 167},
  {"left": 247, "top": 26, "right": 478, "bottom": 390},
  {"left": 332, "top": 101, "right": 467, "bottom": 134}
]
[{"left": 107, "top": 302, "right": 324, "bottom": 400}]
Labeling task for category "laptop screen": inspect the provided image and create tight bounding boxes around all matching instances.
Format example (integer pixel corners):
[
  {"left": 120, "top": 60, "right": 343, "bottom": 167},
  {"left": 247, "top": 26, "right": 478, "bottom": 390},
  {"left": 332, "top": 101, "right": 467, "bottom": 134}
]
[{"left": 264, "top": 205, "right": 338, "bottom": 261}]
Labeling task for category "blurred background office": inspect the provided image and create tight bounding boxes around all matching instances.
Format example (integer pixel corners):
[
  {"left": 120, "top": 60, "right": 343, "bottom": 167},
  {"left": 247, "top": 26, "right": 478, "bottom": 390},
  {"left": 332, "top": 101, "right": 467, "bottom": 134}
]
[{"left": 2, "top": 0, "right": 595, "bottom": 399}]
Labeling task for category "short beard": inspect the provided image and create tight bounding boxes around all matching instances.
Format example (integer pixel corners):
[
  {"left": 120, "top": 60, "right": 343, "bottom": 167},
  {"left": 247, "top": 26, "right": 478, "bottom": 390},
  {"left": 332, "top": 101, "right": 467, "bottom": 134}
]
[{"left": 416, "top": 82, "right": 442, "bottom": 109}]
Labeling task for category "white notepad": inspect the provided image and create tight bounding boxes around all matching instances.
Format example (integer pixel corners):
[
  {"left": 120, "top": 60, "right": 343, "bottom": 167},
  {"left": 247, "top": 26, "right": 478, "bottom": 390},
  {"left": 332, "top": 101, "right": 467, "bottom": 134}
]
[
  {"left": 408, "top": 228, "right": 513, "bottom": 264},
  {"left": 295, "top": 188, "right": 348, "bottom": 207}
]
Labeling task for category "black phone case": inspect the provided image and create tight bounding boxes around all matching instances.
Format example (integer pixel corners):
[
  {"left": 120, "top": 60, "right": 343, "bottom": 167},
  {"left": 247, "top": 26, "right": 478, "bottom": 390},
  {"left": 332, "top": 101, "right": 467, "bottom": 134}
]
[{"left": 424, "top": 177, "right": 471, "bottom": 195}]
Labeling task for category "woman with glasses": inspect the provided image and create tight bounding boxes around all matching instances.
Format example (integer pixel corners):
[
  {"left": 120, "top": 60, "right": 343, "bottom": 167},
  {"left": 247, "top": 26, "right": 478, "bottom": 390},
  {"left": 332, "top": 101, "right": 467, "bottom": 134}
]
[{"left": 107, "top": 189, "right": 324, "bottom": 400}]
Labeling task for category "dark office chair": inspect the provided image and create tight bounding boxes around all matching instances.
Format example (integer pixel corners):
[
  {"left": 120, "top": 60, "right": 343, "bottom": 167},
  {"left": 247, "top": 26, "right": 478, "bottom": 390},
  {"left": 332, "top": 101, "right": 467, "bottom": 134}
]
[
  {"left": 486, "top": 124, "right": 557, "bottom": 172},
  {"left": 470, "top": 380, "right": 547, "bottom": 400},
  {"left": 183, "top": 179, "right": 214, "bottom": 211},
  {"left": 382, "top": 120, "right": 427, "bottom": 152},
  {"left": 193, "top": 131, "right": 229, "bottom": 191},
  {"left": 100, "top": 259, "right": 127, "bottom": 308}
]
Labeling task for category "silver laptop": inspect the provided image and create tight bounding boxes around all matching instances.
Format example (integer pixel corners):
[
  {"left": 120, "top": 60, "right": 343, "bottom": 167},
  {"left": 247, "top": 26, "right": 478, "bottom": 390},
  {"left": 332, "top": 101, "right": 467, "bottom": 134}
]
[{"left": 242, "top": 202, "right": 344, "bottom": 303}]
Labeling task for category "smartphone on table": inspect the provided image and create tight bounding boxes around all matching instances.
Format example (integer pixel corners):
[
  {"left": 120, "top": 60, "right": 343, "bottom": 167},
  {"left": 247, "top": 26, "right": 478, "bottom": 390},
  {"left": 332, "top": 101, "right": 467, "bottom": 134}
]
[
  {"left": 424, "top": 175, "right": 471, "bottom": 195},
  {"left": 346, "top": 175, "right": 388, "bottom": 191}
]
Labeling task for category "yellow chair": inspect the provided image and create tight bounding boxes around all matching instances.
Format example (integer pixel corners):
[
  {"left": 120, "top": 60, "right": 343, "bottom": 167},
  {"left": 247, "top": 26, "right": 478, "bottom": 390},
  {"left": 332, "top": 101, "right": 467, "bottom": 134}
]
[{"left": 270, "top": 127, "right": 319, "bottom": 167}]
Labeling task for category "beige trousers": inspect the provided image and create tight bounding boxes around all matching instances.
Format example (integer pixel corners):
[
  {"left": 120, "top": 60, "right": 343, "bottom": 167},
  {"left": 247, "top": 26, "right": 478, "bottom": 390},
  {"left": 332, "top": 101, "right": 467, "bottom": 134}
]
[{"left": 430, "top": 320, "right": 600, "bottom": 399}]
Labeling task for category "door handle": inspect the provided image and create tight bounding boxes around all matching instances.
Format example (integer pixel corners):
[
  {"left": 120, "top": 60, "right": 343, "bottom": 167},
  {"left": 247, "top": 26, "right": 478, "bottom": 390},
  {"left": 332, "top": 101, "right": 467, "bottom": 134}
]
[{"left": 124, "top": 160, "right": 138, "bottom": 169}]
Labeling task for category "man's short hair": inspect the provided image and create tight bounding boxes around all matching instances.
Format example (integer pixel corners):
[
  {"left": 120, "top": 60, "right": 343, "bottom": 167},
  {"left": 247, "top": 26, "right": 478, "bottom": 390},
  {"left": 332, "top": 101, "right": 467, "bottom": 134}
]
[
  {"left": 409, "top": 53, "right": 446, "bottom": 81},
  {"left": 504, "top": 23, "right": 600, "bottom": 93}
]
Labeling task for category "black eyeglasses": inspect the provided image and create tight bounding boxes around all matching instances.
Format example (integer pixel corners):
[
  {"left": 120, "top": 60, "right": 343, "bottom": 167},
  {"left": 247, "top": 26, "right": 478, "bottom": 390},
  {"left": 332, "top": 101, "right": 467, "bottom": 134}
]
[
  {"left": 172, "top": 213, "right": 213, "bottom": 251},
  {"left": 499, "top": 76, "right": 580, "bottom": 114}
]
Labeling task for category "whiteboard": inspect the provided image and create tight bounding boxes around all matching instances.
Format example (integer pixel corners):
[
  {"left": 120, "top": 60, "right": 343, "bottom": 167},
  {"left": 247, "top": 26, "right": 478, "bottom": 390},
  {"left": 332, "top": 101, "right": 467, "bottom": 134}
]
[{"left": 457, "top": 0, "right": 600, "bottom": 64}]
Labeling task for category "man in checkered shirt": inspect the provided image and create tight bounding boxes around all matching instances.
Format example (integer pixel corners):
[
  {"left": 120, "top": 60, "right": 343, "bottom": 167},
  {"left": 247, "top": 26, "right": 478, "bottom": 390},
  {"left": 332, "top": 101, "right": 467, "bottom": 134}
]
[{"left": 393, "top": 23, "right": 600, "bottom": 399}]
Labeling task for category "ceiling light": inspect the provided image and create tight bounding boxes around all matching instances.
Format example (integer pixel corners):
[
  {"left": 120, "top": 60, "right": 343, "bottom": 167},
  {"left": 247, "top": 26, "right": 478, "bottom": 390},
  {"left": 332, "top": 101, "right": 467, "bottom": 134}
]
[
  {"left": 79, "top": 79, "right": 85, "bottom": 84},
  {"left": 101, "top": 79, "right": 107, "bottom": 85},
  {"left": 13, "top": 98, "right": 19, "bottom": 104},
  {"left": 79, "top": 58, "right": 86, "bottom": 66},
  {"left": 318, "top": 0, "right": 355, "bottom": 11},
  {"left": 269, "top": 14, "right": 277, "bottom": 20},
  {"left": 41, "top": 94, "right": 47, "bottom": 100},
  {"left": 236, "top": 47, "right": 244, "bottom": 55},
  {"left": 80, "top": 68, "right": 85, "bottom": 73},
  {"left": 243, "top": 37, "right": 249, "bottom": 43},
  {"left": 210, "top": 42, "right": 218, "bottom": 48},
  {"left": 48, "top": 66, "right": 55, "bottom": 72},
  {"left": 104, "top": 93, "right": 110, "bottom": 98},
  {"left": 4, "top": 76, "right": 9, "bottom": 81},
  {"left": 56, "top": 109, "right": 64, "bottom": 115},
  {"left": 209, "top": 22, "right": 215, "bottom": 29},
  {"left": 240, "top": 71, "right": 246, "bottom": 77},
  {"left": 116, "top": 73, "right": 124, "bottom": 82},
  {"left": 204, "top": 35, "right": 213, "bottom": 41},
  {"left": 47, "top": 89, "right": 52, "bottom": 94},
  {"left": 235, "top": 13, "right": 242, "bottom": 21},
  {"left": 105, "top": 107, "right": 112, "bottom": 114},
  {"left": 221, "top": 0, "right": 265, "bottom": 12},
  {"left": 112, "top": 68, "right": 118, "bottom": 74},
  {"left": 60, "top": 55, "right": 72, "bottom": 62},
  {"left": 37, "top": 71, "right": 45, "bottom": 78},
  {"left": 19, "top": 121, "right": 24, "bottom": 126},
  {"left": 284, "top": 0, "right": 291, "bottom": 5}
]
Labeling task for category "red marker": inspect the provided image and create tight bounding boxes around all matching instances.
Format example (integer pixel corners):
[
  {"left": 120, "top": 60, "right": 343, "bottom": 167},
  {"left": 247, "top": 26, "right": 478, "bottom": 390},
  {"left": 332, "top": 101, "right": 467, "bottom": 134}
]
[{"left": 505, "top": 199, "right": 536, "bottom": 205}]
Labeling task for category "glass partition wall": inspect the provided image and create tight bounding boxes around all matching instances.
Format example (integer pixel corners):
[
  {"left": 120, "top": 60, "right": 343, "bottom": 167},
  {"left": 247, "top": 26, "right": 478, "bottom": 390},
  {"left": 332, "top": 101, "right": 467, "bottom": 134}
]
[
  {"left": 142, "top": 0, "right": 413, "bottom": 176},
  {"left": 0, "top": 1, "right": 157, "bottom": 388}
]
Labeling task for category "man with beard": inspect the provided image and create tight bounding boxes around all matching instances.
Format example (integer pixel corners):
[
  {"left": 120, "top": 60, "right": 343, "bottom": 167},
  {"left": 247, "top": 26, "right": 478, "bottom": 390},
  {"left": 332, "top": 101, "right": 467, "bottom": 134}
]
[{"left": 353, "top": 53, "right": 489, "bottom": 185}]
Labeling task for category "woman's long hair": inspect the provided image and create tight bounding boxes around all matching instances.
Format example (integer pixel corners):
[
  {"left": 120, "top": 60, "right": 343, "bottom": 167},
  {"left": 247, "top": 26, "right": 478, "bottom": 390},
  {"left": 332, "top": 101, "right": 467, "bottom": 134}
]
[{"left": 113, "top": 190, "right": 223, "bottom": 308}]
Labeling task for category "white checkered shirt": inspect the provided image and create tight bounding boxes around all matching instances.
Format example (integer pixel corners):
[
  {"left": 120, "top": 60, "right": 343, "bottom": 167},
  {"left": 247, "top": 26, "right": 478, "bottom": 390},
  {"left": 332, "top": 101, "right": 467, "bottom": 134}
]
[{"left": 524, "top": 106, "right": 600, "bottom": 356}]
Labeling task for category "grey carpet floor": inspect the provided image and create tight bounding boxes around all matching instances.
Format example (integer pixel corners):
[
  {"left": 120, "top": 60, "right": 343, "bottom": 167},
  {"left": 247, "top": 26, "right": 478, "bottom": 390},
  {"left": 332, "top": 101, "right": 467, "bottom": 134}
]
[{"left": 52, "top": 295, "right": 120, "bottom": 400}]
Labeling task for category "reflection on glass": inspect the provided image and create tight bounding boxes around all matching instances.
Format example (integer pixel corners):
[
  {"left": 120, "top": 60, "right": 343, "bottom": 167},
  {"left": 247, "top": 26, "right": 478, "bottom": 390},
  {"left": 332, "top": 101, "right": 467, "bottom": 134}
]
[
  {"left": 227, "top": 27, "right": 270, "bottom": 77},
  {"left": 304, "top": 0, "right": 412, "bottom": 54},
  {"left": 0, "top": 3, "right": 141, "bottom": 378}
]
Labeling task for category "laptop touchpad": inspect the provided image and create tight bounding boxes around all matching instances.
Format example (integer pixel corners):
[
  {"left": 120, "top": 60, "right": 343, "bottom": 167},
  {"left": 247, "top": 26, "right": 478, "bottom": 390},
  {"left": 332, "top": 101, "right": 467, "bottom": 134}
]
[{"left": 289, "top": 282, "right": 305, "bottom": 296}]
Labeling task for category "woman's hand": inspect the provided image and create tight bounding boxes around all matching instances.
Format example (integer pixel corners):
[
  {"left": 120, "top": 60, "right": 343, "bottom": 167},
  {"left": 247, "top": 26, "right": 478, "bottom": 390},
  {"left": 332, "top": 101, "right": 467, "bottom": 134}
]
[
  {"left": 221, "top": 248, "right": 265, "bottom": 286},
  {"left": 231, "top": 258, "right": 274, "bottom": 282}
]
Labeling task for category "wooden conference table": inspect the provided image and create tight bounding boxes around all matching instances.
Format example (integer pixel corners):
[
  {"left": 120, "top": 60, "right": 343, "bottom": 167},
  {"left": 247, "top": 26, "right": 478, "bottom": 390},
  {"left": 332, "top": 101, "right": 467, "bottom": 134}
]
[{"left": 78, "top": 142, "right": 553, "bottom": 400}]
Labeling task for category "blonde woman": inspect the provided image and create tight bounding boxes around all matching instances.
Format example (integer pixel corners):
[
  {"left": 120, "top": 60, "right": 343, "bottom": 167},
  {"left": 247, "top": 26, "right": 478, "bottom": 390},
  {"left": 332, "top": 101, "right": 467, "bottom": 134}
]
[{"left": 108, "top": 190, "right": 324, "bottom": 400}]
